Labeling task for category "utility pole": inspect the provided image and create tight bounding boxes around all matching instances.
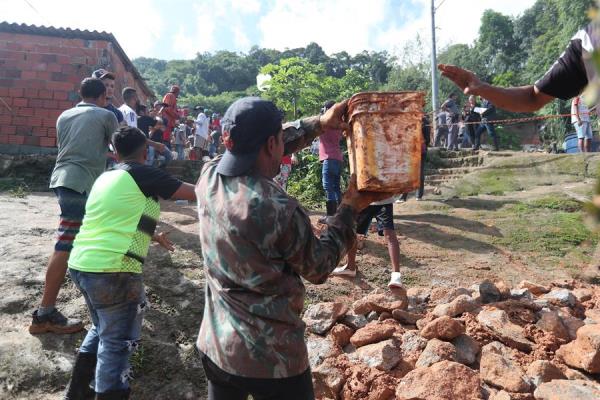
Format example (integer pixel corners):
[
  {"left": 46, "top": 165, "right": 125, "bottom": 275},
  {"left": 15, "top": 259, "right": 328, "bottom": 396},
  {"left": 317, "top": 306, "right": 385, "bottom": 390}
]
[{"left": 430, "top": 0, "right": 439, "bottom": 131}]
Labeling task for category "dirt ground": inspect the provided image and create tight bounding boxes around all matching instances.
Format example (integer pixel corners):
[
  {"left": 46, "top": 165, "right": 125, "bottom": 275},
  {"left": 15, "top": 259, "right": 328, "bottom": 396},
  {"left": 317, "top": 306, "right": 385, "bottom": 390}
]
[{"left": 0, "top": 165, "right": 597, "bottom": 399}]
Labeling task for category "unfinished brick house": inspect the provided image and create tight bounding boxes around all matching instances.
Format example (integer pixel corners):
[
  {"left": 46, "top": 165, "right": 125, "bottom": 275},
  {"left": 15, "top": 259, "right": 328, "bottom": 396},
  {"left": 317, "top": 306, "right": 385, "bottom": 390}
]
[{"left": 0, "top": 22, "right": 155, "bottom": 153}]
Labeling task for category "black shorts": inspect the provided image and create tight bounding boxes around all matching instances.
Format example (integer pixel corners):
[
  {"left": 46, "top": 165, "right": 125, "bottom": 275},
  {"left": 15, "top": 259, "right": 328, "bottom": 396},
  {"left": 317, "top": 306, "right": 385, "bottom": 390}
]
[{"left": 356, "top": 203, "right": 394, "bottom": 236}]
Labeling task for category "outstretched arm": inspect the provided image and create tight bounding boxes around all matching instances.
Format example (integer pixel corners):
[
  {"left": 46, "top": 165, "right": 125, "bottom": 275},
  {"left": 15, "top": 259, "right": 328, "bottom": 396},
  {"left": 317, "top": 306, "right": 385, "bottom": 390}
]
[{"left": 438, "top": 64, "right": 555, "bottom": 113}]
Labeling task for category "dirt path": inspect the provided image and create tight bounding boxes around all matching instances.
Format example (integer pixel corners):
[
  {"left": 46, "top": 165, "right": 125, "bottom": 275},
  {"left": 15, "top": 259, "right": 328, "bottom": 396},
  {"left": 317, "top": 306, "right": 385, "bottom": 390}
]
[{"left": 0, "top": 178, "right": 595, "bottom": 399}]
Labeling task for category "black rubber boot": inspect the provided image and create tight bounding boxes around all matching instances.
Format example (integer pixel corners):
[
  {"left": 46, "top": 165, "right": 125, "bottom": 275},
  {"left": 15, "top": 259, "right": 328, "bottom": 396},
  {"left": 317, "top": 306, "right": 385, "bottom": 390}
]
[
  {"left": 95, "top": 388, "right": 130, "bottom": 400},
  {"left": 64, "top": 352, "right": 97, "bottom": 400}
]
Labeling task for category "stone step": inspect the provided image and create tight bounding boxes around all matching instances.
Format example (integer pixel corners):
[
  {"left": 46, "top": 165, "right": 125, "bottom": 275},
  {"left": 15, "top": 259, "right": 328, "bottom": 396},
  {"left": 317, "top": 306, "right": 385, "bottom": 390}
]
[
  {"left": 425, "top": 167, "right": 476, "bottom": 176},
  {"left": 433, "top": 148, "right": 480, "bottom": 158},
  {"left": 429, "top": 156, "right": 484, "bottom": 168}
]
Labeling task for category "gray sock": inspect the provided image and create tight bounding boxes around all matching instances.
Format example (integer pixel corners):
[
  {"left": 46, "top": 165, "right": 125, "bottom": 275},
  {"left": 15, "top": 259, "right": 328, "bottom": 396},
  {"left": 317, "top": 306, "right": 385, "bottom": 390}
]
[{"left": 38, "top": 305, "right": 56, "bottom": 316}]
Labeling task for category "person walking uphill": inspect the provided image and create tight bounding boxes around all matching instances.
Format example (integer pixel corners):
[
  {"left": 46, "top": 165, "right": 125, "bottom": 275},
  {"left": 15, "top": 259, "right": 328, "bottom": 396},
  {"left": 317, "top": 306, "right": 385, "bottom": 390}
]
[
  {"left": 29, "top": 78, "right": 119, "bottom": 335},
  {"left": 319, "top": 100, "right": 344, "bottom": 223},
  {"left": 195, "top": 97, "right": 390, "bottom": 400},
  {"left": 64, "top": 126, "right": 196, "bottom": 400}
]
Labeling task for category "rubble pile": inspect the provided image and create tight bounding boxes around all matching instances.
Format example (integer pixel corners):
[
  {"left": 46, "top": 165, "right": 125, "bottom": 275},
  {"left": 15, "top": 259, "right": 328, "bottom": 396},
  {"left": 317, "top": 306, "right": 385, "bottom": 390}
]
[{"left": 304, "top": 280, "right": 600, "bottom": 400}]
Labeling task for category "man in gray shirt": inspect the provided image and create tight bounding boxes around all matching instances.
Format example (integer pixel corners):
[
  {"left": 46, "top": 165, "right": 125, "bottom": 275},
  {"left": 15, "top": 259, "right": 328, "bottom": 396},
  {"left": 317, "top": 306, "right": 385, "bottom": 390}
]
[
  {"left": 30, "top": 78, "right": 119, "bottom": 335},
  {"left": 441, "top": 92, "right": 460, "bottom": 150}
]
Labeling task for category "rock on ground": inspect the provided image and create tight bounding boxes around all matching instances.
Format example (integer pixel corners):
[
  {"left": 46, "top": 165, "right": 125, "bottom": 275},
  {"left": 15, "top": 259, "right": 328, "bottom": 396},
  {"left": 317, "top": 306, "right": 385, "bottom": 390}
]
[
  {"left": 415, "top": 338, "right": 456, "bottom": 368},
  {"left": 399, "top": 330, "right": 428, "bottom": 364},
  {"left": 556, "top": 324, "right": 600, "bottom": 373},
  {"left": 392, "top": 309, "right": 424, "bottom": 325},
  {"left": 480, "top": 341, "right": 531, "bottom": 393},
  {"left": 306, "top": 335, "right": 340, "bottom": 369},
  {"left": 479, "top": 280, "right": 502, "bottom": 304},
  {"left": 526, "top": 360, "right": 566, "bottom": 388},
  {"left": 432, "top": 294, "right": 480, "bottom": 318},
  {"left": 452, "top": 334, "right": 481, "bottom": 365},
  {"left": 350, "top": 321, "right": 396, "bottom": 348},
  {"left": 341, "top": 312, "right": 368, "bottom": 330},
  {"left": 535, "top": 309, "right": 570, "bottom": 341},
  {"left": 348, "top": 339, "right": 401, "bottom": 372},
  {"left": 353, "top": 288, "right": 408, "bottom": 315},
  {"left": 477, "top": 308, "right": 534, "bottom": 352},
  {"left": 533, "top": 379, "right": 600, "bottom": 400},
  {"left": 518, "top": 281, "right": 550, "bottom": 296},
  {"left": 330, "top": 323, "right": 354, "bottom": 348},
  {"left": 396, "top": 360, "right": 482, "bottom": 400},
  {"left": 420, "top": 316, "right": 465, "bottom": 341},
  {"left": 541, "top": 289, "right": 577, "bottom": 308},
  {"left": 303, "top": 302, "right": 348, "bottom": 335},
  {"left": 312, "top": 356, "right": 346, "bottom": 400}
]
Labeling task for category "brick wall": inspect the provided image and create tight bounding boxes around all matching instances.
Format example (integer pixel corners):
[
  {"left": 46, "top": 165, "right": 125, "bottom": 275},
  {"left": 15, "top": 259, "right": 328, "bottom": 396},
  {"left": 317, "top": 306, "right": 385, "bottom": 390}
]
[{"left": 0, "top": 32, "right": 153, "bottom": 149}]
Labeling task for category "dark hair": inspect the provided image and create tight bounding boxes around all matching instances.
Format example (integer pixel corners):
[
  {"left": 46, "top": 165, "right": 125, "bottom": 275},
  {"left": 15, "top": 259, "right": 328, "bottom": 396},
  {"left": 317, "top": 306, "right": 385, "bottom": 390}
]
[
  {"left": 80, "top": 78, "right": 106, "bottom": 99},
  {"left": 449, "top": 92, "right": 457, "bottom": 98},
  {"left": 112, "top": 126, "right": 147, "bottom": 158},
  {"left": 122, "top": 87, "right": 137, "bottom": 103},
  {"left": 137, "top": 104, "right": 147, "bottom": 114}
]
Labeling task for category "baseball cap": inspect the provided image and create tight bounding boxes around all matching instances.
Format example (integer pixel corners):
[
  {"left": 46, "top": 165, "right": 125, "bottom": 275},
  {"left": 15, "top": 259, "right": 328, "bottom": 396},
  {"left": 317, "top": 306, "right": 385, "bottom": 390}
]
[
  {"left": 216, "top": 97, "right": 283, "bottom": 177},
  {"left": 91, "top": 69, "right": 115, "bottom": 80}
]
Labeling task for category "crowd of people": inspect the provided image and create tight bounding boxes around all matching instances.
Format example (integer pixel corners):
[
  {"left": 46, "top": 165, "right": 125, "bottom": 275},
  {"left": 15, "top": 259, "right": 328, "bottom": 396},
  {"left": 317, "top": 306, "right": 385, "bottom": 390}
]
[
  {"left": 22, "top": 14, "right": 600, "bottom": 400},
  {"left": 434, "top": 92, "right": 499, "bottom": 151}
]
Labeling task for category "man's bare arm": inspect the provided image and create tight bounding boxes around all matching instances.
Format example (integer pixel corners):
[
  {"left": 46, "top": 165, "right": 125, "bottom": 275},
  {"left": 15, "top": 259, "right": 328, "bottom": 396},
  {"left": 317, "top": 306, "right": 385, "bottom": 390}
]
[{"left": 438, "top": 64, "right": 555, "bottom": 113}]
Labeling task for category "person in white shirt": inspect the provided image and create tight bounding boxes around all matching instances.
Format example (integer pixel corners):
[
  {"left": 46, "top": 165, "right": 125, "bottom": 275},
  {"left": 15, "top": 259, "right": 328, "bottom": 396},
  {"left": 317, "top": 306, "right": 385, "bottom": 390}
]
[
  {"left": 118, "top": 87, "right": 139, "bottom": 128},
  {"left": 330, "top": 196, "right": 403, "bottom": 288},
  {"left": 571, "top": 95, "right": 592, "bottom": 152},
  {"left": 194, "top": 107, "right": 209, "bottom": 159}
]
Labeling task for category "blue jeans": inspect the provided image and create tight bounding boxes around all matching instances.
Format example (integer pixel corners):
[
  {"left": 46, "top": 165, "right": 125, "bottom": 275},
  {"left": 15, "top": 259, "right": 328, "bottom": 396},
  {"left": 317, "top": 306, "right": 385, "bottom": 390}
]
[
  {"left": 69, "top": 269, "right": 145, "bottom": 393},
  {"left": 146, "top": 145, "right": 173, "bottom": 167},
  {"left": 322, "top": 159, "right": 342, "bottom": 203},
  {"left": 475, "top": 123, "right": 497, "bottom": 147},
  {"left": 175, "top": 144, "right": 185, "bottom": 160}
]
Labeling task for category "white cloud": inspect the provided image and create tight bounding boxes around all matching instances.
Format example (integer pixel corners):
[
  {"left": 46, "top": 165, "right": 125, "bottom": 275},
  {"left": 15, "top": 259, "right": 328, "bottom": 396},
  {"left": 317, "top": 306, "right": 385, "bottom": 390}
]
[
  {"left": 258, "top": 0, "right": 387, "bottom": 54},
  {"left": 1, "top": 0, "right": 165, "bottom": 58}
]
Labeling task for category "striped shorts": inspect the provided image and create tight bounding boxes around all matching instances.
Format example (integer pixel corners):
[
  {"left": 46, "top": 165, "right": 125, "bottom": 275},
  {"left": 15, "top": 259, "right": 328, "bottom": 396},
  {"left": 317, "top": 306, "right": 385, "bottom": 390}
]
[{"left": 53, "top": 187, "right": 87, "bottom": 252}]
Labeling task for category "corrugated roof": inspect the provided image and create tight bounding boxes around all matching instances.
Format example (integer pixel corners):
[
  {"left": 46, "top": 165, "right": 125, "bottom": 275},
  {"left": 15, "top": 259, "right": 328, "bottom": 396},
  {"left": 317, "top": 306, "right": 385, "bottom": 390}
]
[{"left": 0, "top": 22, "right": 154, "bottom": 99}]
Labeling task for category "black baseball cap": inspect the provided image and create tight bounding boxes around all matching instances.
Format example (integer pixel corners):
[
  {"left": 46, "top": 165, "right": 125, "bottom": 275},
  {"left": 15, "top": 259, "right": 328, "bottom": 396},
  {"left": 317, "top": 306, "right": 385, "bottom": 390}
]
[
  {"left": 216, "top": 97, "right": 283, "bottom": 177},
  {"left": 91, "top": 68, "right": 115, "bottom": 80}
]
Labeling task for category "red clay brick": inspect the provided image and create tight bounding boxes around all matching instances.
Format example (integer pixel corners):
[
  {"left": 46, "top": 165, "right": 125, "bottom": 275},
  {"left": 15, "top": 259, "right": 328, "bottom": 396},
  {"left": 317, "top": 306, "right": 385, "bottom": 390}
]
[
  {"left": 0, "top": 134, "right": 8, "bottom": 144},
  {"left": 31, "top": 62, "right": 47, "bottom": 71},
  {"left": 0, "top": 114, "right": 11, "bottom": 125},
  {"left": 21, "top": 70, "right": 37, "bottom": 80},
  {"left": 0, "top": 78, "right": 15, "bottom": 88},
  {"left": 42, "top": 100, "right": 58, "bottom": 109},
  {"left": 32, "top": 126, "right": 47, "bottom": 137},
  {"left": 12, "top": 98, "right": 27, "bottom": 107},
  {"left": 42, "top": 117, "right": 56, "bottom": 127},
  {"left": 37, "top": 71, "right": 52, "bottom": 80},
  {"left": 40, "top": 54, "right": 57, "bottom": 63},
  {"left": 5, "top": 42, "right": 22, "bottom": 51},
  {"left": 47, "top": 127, "right": 56, "bottom": 137},
  {"left": 57, "top": 55, "right": 70, "bottom": 65},
  {"left": 30, "top": 80, "right": 47, "bottom": 90},
  {"left": 47, "top": 63, "right": 62, "bottom": 73},
  {"left": 19, "top": 107, "right": 34, "bottom": 117},
  {"left": 8, "top": 87, "right": 23, "bottom": 97},
  {"left": 53, "top": 91, "right": 68, "bottom": 100},
  {"left": 24, "top": 88, "right": 39, "bottom": 98},
  {"left": 0, "top": 87, "right": 8, "bottom": 97},
  {"left": 47, "top": 81, "right": 73, "bottom": 91},
  {"left": 58, "top": 101, "right": 72, "bottom": 109},
  {"left": 3, "top": 125, "right": 16, "bottom": 135},
  {"left": 9, "top": 134, "right": 25, "bottom": 144},
  {"left": 34, "top": 108, "right": 48, "bottom": 117},
  {"left": 3, "top": 69, "right": 21, "bottom": 79},
  {"left": 29, "top": 116, "right": 43, "bottom": 127},
  {"left": 40, "top": 137, "right": 56, "bottom": 147},
  {"left": 24, "top": 136, "right": 41, "bottom": 146},
  {"left": 39, "top": 90, "right": 53, "bottom": 100},
  {"left": 12, "top": 116, "right": 29, "bottom": 126}
]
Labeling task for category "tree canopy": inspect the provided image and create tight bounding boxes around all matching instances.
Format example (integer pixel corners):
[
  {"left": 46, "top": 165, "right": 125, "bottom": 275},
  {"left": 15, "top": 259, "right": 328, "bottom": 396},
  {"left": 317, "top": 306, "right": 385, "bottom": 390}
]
[{"left": 133, "top": 0, "right": 594, "bottom": 119}]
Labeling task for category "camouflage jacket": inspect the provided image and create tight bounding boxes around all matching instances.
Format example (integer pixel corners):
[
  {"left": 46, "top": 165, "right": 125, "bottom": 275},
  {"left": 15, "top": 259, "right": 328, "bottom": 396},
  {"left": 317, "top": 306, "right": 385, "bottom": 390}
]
[{"left": 195, "top": 116, "right": 357, "bottom": 378}]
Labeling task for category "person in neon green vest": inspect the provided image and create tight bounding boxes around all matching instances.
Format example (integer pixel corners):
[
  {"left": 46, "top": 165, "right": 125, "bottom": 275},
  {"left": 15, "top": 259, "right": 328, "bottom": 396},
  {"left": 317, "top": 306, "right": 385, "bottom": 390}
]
[{"left": 64, "top": 126, "right": 196, "bottom": 400}]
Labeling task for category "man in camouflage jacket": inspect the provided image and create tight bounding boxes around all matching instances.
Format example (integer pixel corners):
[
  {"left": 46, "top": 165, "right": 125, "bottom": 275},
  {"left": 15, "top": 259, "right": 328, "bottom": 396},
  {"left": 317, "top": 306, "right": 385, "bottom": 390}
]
[{"left": 195, "top": 97, "right": 385, "bottom": 399}]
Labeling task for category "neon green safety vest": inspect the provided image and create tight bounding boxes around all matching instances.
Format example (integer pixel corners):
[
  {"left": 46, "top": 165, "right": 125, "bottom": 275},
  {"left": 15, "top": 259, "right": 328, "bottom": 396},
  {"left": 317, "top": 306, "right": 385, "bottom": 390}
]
[{"left": 69, "top": 169, "right": 160, "bottom": 274}]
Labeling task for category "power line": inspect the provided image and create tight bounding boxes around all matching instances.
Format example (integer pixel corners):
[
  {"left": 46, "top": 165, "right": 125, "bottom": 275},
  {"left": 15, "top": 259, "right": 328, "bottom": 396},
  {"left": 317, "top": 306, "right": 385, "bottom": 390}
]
[
  {"left": 22, "top": 0, "right": 52, "bottom": 26},
  {"left": 435, "top": 0, "right": 448, "bottom": 11}
]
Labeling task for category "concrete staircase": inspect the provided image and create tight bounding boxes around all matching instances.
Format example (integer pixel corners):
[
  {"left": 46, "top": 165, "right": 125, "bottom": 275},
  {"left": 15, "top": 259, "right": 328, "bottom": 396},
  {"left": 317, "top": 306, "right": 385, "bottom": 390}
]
[{"left": 424, "top": 148, "right": 483, "bottom": 186}]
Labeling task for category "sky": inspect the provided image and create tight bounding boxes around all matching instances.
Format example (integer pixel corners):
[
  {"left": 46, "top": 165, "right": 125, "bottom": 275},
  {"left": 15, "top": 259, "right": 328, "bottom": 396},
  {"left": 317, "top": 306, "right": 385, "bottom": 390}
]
[{"left": 3, "top": 0, "right": 537, "bottom": 61}]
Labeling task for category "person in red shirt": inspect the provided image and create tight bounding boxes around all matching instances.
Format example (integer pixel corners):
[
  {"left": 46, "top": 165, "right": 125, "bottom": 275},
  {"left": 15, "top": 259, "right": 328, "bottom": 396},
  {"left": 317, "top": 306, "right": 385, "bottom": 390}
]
[{"left": 161, "top": 85, "right": 180, "bottom": 149}]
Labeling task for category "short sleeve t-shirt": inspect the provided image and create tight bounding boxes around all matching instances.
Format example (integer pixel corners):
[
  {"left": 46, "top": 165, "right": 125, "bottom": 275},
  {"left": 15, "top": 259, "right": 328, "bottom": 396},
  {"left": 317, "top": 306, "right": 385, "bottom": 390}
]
[
  {"left": 68, "top": 162, "right": 182, "bottom": 274},
  {"left": 105, "top": 103, "right": 124, "bottom": 123},
  {"left": 119, "top": 104, "right": 138, "bottom": 128},
  {"left": 535, "top": 24, "right": 600, "bottom": 100}
]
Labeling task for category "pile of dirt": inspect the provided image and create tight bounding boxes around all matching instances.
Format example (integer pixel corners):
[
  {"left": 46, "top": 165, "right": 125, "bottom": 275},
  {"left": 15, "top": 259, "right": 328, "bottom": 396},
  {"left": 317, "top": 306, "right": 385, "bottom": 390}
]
[{"left": 304, "top": 279, "right": 600, "bottom": 400}]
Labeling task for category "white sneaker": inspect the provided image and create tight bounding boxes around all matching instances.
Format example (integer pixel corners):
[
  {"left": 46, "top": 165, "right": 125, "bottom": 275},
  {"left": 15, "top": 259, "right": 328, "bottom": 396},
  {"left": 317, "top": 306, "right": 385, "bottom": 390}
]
[
  {"left": 388, "top": 272, "right": 403, "bottom": 288},
  {"left": 331, "top": 264, "right": 357, "bottom": 277}
]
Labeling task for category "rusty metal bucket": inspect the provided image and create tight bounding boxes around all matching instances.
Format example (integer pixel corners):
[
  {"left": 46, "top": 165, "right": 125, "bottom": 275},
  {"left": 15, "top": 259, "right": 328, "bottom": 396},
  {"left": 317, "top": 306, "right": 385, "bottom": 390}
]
[{"left": 346, "top": 91, "right": 425, "bottom": 192}]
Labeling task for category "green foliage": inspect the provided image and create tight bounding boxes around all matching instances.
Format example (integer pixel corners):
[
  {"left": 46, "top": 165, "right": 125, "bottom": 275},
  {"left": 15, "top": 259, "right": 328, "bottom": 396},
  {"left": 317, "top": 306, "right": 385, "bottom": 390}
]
[{"left": 286, "top": 151, "right": 325, "bottom": 209}]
